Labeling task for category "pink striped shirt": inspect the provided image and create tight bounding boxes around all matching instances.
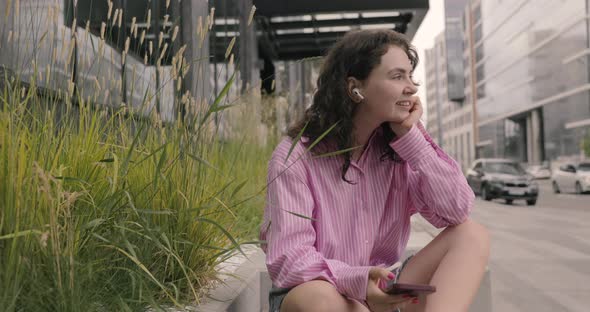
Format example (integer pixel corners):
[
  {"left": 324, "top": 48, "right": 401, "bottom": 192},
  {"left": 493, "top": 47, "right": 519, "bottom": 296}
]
[{"left": 259, "top": 122, "right": 474, "bottom": 302}]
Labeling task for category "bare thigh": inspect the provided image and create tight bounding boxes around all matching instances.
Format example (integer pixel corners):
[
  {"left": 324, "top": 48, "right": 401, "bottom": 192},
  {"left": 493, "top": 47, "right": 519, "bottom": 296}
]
[
  {"left": 397, "top": 219, "right": 488, "bottom": 283},
  {"left": 396, "top": 219, "right": 490, "bottom": 312},
  {"left": 280, "top": 280, "right": 370, "bottom": 312}
]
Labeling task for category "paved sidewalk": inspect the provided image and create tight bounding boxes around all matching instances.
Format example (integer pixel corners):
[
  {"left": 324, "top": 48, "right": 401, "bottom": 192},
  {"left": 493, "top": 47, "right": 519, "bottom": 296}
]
[{"left": 406, "top": 214, "right": 439, "bottom": 252}]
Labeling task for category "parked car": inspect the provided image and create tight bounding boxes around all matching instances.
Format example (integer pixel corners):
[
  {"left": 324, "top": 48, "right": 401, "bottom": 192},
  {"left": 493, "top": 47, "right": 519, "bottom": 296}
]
[
  {"left": 551, "top": 162, "right": 590, "bottom": 194},
  {"left": 466, "top": 158, "right": 539, "bottom": 205},
  {"left": 526, "top": 164, "right": 552, "bottom": 179}
]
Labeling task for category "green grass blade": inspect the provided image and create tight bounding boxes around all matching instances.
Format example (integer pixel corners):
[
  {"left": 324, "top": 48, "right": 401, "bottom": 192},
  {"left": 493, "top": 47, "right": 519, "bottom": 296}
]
[
  {"left": 230, "top": 179, "right": 248, "bottom": 198},
  {"left": 0, "top": 229, "right": 42, "bottom": 240},
  {"left": 201, "top": 70, "right": 236, "bottom": 125},
  {"left": 196, "top": 217, "right": 245, "bottom": 257},
  {"left": 102, "top": 244, "right": 179, "bottom": 306},
  {"left": 283, "top": 209, "right": 317, "bottom": 222},
  {"left": 186, "top": 152, "right": 221, "bottom": 173},
  {"left": 306, "top": 120, "right": 340, "bottom": 152},
  {"left": 285, "top": 121, "right": 308, "bottom": 163}
]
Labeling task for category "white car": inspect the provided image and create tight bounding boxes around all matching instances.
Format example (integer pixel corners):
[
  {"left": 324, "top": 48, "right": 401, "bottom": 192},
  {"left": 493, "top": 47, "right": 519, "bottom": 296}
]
[
  {"left": 551, "top": 162, "right": 590, "bottom": 194},
  {"left": 526, "top": 165, "right": 552, "bottom": 179}
]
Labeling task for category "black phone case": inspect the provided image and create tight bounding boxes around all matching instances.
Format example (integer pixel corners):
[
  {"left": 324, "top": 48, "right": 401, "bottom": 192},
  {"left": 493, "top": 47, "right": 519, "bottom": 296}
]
[{"left": 384, "top": 282, "right": 436, "bottom": 296}]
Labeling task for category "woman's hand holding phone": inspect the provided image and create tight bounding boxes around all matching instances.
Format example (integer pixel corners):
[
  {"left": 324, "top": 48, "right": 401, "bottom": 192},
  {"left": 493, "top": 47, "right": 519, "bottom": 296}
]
[
  {"left": 366, "top": 267, "right": 418, "bottom": 312},
  {"left": 388, "top": 95, "right": 423, "bottom": 138}
]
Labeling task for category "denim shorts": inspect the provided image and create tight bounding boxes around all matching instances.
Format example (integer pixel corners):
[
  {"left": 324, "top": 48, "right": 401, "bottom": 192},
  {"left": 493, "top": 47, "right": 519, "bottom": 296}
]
[{"left": 267, "top": 255, "right": 414, "bottom": 312}]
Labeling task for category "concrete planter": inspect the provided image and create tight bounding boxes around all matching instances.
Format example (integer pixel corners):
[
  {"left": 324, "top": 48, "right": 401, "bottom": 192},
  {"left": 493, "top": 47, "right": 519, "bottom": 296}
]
[{"left": 195, "top": 247, "right": 270, "bottom": 312}]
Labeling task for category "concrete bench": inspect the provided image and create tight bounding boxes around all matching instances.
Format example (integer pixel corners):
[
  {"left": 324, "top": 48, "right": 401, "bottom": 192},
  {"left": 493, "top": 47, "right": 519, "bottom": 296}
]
[{"left": 193, "top": 230, "right": 492, "bottom": 312}]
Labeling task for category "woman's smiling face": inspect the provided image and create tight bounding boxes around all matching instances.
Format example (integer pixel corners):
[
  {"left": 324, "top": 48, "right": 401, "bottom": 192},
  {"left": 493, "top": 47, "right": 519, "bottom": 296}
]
[{"left": 357, "top": 45, "right": 419, "bottom": 124}]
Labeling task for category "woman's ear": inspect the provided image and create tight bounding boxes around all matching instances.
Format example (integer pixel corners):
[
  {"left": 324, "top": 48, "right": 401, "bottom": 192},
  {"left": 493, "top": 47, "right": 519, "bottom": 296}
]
[{"left": 347, "top": 77, "right": 364, "bottom": 102}]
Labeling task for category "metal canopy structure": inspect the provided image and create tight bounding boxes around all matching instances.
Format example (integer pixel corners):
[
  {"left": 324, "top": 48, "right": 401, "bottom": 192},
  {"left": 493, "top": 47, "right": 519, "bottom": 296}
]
[
  {"left": 212, "top": 0, "right": 429, "bottom": 61},
  {"left": 72, "top": 0, "right": 429, "bottom": 63},
  {"left": 67, "top": 0, "right": 429, "bottom": 97}
]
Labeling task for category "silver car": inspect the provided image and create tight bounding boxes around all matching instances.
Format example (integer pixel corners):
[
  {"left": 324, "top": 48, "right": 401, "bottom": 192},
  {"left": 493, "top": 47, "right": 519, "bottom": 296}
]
[
  {"left": 551, "top": 162, "right": 590, "bottom": 194},
  {"left": 466, "top": 158, "right": 539, "bottom": 205}
]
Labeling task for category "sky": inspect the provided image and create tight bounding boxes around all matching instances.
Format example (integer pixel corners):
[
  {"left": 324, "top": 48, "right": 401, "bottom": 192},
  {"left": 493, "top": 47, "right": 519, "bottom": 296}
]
[{"left": 411, "top": 0, "right": 446, "bottom": 123}]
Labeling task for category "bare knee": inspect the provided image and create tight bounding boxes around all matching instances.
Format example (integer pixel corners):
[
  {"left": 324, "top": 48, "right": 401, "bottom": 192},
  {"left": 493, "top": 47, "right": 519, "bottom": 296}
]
[
  {"left": 280, "top": 280, "right": 340, "bottom": 312},
  {"left": 447, "top": 218, "right": 490, "bottom": 259},
  {"left": 281, "top": 280, "right": 365, "bottom": 312}
]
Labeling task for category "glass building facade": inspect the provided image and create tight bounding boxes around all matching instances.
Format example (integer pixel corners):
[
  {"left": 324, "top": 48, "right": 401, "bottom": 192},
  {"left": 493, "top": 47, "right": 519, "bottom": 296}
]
[
  {"left": 424, "top": 0, "right": 473, "bottom": 171},
  {"left": 471, "top": 0, "right": 590, "bottom": 163}
]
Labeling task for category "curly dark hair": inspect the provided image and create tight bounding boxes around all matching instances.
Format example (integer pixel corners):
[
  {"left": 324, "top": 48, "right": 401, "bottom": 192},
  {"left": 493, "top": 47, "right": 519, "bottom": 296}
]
[{"left": 287, "top": 29, "right": 420, "bottom": 183}]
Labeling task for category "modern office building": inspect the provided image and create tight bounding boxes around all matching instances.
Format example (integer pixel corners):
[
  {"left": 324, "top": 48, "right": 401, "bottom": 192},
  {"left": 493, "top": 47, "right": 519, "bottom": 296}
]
[
  {"left": 425, "top": 0, "right": 473, "bottom": 171},
  {"left": 463, "top": 0, "right": 590, "bottom": 164}
]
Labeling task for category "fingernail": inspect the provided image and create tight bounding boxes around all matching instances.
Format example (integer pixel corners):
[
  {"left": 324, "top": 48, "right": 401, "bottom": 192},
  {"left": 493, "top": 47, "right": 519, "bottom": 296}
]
[
  {"left": 402, "top": 294, "right": 412, "bottom": 298},
  {"left": 388, "top": 272, "right": 395, "bottom": 280},
  {"left": 412, "top": 298, "right": 419, "bottom": 304},
  {"left": 379, "top": 280, "right": 386, "bottom": 289}
]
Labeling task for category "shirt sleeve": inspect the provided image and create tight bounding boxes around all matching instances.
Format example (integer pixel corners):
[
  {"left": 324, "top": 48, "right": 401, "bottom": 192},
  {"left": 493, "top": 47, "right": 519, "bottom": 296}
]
[
  {"left": 389, "top": 122, "right": 474, "bottom": 228},
  {"left": 259, "top": 159, "right": 373, "bottom": 301}
]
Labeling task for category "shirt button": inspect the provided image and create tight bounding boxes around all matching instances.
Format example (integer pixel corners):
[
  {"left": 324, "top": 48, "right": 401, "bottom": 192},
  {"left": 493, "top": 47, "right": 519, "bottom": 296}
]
[{"left": 365, "top": 240, "right": 369, "bottom": 244}]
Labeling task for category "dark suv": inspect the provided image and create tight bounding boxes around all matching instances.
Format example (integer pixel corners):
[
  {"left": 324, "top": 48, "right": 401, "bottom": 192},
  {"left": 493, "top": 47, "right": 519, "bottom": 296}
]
[{"left": 466, "top": 158, "right": 539, "bottom": 205}]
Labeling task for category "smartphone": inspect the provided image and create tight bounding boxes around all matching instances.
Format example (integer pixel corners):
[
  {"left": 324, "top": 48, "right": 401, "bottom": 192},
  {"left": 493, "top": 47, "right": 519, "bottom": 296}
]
[{"left": 384, "top": 282, "right": 436, "bottom": 296}]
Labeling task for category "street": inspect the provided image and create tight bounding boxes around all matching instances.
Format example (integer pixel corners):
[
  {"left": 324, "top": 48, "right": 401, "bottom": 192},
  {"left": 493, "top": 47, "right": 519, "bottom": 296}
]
[{"left": 470, "top": 180, "right": 590, "bottom": 312}]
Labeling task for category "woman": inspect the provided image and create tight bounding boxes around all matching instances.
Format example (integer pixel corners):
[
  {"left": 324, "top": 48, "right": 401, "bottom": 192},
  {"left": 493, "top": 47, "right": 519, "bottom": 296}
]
[{"left": 259, "top": 29, "right": 490, "bottom": 312}]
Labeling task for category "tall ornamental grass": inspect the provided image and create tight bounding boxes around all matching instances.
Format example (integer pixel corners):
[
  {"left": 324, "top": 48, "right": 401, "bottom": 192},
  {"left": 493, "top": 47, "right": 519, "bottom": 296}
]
[
  {"left": 0, "top": 5, "right": 281, "bottom": 309},
  {"left": 0, "top": 73, "right": 274, "bottom": 311}
]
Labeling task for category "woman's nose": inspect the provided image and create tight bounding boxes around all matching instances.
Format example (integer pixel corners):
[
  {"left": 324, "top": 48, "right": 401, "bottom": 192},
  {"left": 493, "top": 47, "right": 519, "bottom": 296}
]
[{"left": 404, "top": 83, "right": 418, "bottom": 95}]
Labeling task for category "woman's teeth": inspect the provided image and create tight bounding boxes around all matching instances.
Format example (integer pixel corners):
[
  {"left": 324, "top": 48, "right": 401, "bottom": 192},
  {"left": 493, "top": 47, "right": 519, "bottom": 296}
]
[{"left": 396, "top": 101, "right": 411, "bottom": 107}]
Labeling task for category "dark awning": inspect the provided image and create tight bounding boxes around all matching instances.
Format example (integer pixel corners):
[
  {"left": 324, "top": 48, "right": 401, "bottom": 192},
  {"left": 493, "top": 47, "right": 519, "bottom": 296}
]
[
  {"left": 72, "top": 0, "right": 429, "bottom": 64},
  {"left": 212, "top": 0, "right": 429, "bottom": 61}
]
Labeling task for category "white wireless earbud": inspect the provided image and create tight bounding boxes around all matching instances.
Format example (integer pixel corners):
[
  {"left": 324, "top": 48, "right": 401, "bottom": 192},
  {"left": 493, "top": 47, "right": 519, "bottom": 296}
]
[{"left": 352, "top": 88, "right": 365, "bottom": 100}]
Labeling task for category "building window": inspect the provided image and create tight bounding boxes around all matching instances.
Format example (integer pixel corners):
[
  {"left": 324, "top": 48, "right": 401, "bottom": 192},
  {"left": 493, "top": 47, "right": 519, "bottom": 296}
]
[
  {"left": 462, "top": 14, "right": 467, "bottom": 32},
  {"left": 454, "top": 136, "right": 461, "bottom": 159},
  {"left": 475, "top": 44, "right": 484, "bottom": 63},
  {"left": 473, "top": 3, "right": 481, "bottom": 23},
  {"left": 477, "top": 84, "right": 486, "bottom": 99},
  {"left": 474, "top": 24, "right": 482, "bottom": 44},
  {"left": 467, "top": 132, "right": 472, "bottom": 164},
  {"left": 476, "top": 65, "right": 485, "bottom": 82},
  {"left": 460, "top": 133, "right": 465, "bottom": 163}
]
